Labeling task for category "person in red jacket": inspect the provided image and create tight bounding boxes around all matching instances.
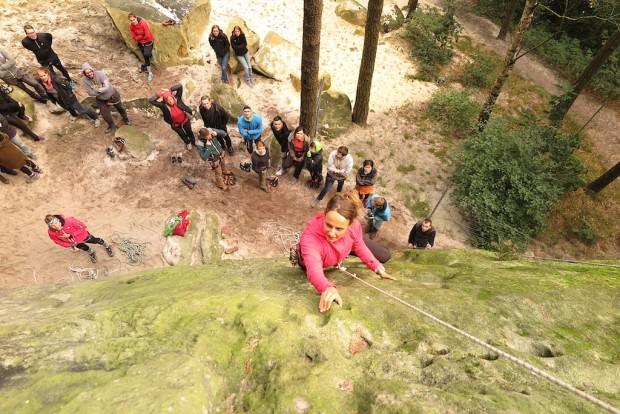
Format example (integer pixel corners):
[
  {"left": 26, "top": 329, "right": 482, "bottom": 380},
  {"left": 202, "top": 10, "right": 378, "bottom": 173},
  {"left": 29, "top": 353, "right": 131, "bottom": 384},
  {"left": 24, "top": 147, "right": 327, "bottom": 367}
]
[
  {"left": 45, "top": 214, "right": 114, "bottom": 263},
  {"left": 296, "top": 192, "right": 394, "bottom": 313},
  {"left": 128, "top": 13, "right": 154, "bottom": 81}
]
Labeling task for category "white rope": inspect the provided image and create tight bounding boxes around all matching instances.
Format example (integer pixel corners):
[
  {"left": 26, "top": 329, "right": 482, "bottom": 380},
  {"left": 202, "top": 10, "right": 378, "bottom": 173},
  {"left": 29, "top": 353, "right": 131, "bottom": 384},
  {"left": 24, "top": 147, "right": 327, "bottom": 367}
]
[
  {"left": 337, "top": 265, "right": 620, "bottom": 414},
  {"left": 262, "top": 221, "right": 301, "bottom": 253}
]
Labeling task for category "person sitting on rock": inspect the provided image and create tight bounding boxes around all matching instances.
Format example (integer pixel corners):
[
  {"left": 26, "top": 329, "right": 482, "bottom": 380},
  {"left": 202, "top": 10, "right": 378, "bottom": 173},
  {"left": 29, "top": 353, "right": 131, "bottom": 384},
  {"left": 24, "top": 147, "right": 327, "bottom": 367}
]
[
  {"left": 251, "top": 140, "right": 271, "bottom": 193},
  {"left": 311, "top": 146, "right": 354, "bottom": 208},
  {"left": 196, "top": 127, "right": 230, "bottom": 192},
  {"left": 306, "top": 141, "right": 324, "bottom": 190},
  {"left": 355, "top": 160, "right": 377, "bottom": 204},
  {"left": 408, "top": 219, "right": 436, "bottom": 249},
  {"left": 295, "top": 192, "right": 394, "bottom": 313},
  {"left": 366, "top": 195, "right": 391, "bottom": 240},
  {"left": 0, "top": 88, "right": 45, "bottom": 142},
  {"left": 271, "top": 115, "right": 291, "bottom": 174},
  {"left": 0, "top": 132, "right": 42, "bottom": 184},
  {"left": 128, "top": 13, "right": 154, "bottom": 82},
  {"left": 230, "top": 26, "right": 254, "bottom": 87},
  {"left": 81, "top": 63, "right": 130, "bottom": 134},
  {"left": 36, "top": 67, "right": 100, "bottom": 126},
  {"left": 149, "top": 84, "right": 195, "bottom": 150},
  {"left": 278, "top": 126, "right": 310, "bottom": 180},
  {"left": 0, "top": 114, "right": 37, "bottom": 160},
  {"left": 208, "top": 25, "right": 230, "bottom": 84},
  {"left": 237, "top": 105, "right": 263, "bottom": 155},
  {"left": 45, "top": 214, "right": 114, "bottom": 263},
  {"left": 199, "top": 95, "right": 233, "bottom": 155},
  {"left": 0, "top": 46, "right": 47, "bottom": 103},
  {"left": 22, "top": 24, "right": 76, "bottom": 88}
]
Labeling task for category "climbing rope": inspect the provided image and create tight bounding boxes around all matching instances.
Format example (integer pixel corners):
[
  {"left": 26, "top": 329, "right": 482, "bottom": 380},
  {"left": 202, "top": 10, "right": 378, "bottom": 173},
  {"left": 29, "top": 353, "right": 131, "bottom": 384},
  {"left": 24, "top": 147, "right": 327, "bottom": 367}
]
[
  {"left": 262, "top": 221, "right": 301, "bottom": 253},
  {"left": 68, "top": 265, "right": 109, "bottom": 281},
  {"left": 109, "top": 232, "right": 151, "bottom": 265},
  {"left": 336, "top": 264, "right": 620, "bottom": 414}
]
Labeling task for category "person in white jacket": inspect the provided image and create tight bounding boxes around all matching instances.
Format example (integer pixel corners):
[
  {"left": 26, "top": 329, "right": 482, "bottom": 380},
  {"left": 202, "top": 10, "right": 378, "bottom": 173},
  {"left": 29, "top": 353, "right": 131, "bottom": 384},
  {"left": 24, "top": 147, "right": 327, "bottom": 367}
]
[{"left": 311, "top": 146, "right": 354, "bottom": 208}]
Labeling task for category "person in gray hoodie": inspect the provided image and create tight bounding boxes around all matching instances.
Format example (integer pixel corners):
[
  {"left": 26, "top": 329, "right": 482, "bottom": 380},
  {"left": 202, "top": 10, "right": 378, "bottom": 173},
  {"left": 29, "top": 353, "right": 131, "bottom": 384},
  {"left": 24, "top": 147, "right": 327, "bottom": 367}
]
[
  {"left": 0, "top": 46, "right": 47, "bottom": 103},
  {"left": 81, "top": 63, "right": 130, "bottom": 134}
]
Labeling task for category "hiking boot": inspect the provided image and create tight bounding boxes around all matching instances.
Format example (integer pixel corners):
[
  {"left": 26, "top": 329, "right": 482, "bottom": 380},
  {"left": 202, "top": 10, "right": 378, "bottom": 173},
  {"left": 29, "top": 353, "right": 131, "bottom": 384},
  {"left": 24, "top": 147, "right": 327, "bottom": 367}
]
[
  {"left": 94, "top": 118, "right": 101, "bottom": 128},
  {"left": 105, "top": 125, "right": 116, "bottom": 134},
  {"left": 0, "top": 175, "right": 9, "bottom": 185},
  {"left": 32, "top": 165, "right": 43, "bottom": 174},
  {"left": 20, "top": 114, "right": 33, "bottom": 122},
  {"left": 27, "top": 153, "right": 37, "bottom": 160},
  {"left": 1, "top": 168, "right": 17, "bottom": 176},
  {"left": 26, "top": 173, "right": 39, "bottom": 183},
  {"left": 311, "top": 198, "right": 320, "bottom": 208},
  {"left": 171, "top": 154, "right": 178, "bottom": 164},
  {"left": 105, "top": 245, "right": 115, "bottom": 257},
  {"left": 123, "top": 118, "right": 131, "bottom": 126},
  {"left": 147, "top": 72, "right": 153, "bottom": 82},
  {"left": 138, "top": 65, "right": 145, "bottom": 73},
  {"left": 89, "top": 251, "right": 98, "bottom": 263}
]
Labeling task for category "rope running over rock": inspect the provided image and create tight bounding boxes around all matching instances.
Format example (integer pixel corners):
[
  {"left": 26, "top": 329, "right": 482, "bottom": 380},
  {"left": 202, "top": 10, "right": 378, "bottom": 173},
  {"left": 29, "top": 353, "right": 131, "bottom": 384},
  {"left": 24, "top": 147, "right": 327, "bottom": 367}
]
[{"left": 337, "top": 264, "right": 620, "bottom": 414}]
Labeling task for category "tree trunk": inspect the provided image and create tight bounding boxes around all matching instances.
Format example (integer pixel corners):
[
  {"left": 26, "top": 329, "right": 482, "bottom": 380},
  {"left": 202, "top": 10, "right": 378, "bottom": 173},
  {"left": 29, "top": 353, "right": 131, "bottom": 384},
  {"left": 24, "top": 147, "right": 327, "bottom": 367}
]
[
  {"left": 550, "top": 29, "right": 620, "bottom": 122},
  {"left": 586, "top": 161, "right": 620, "bottom": 193},
  {"left": 478, "top": 0, "right": 538, "bottom": 130},
  {"left": 352, "top": 0, "right": 384, "bottom": 125},
  {"left": 300, "top": 0, "right": 323, "bottom": 139},
  {"left": 406, "top": 0, "right": 419, "bottom": 19},
  {"left": 497, "top": 0, "right": 519, "bottom": 41}
]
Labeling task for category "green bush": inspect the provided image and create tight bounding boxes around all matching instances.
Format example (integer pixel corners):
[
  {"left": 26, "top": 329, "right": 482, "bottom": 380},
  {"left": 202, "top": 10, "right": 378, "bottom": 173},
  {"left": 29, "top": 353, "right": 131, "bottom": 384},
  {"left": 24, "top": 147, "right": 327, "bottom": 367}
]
[
  {"left": 452, "top": 120, "right": 583, "bottom": 250},
  {"left": 568, "top": 218, "right": 600, "bottom": 245},
  {"left": 426, "top": 88, "right": 479, "bottom": 137},
  {"left": 402, "top": 3, "right": 461, "bottom": 82},
  {"left": 461, "top": 51, "right": 499, "bottom": 88}
]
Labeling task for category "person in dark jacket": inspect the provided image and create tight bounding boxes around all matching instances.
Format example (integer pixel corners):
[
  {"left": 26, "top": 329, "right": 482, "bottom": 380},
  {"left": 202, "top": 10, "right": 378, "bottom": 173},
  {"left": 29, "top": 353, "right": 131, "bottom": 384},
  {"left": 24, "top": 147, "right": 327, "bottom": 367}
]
[
  {"left": 271, "top": 116, "right": 290, "bottom": 173},
  {"left": 22, "top": 24, "right": 75, "bottom": 88},
  {"left": 277, "top": 126, "right": 309, "bottom": 180},
  {"left": 149, "top": 84, "right": 195, "bottom": 150},
  {"left": 306, "top": 141, "right": 324, "bottom": 190},
  {"left": 230, "top": 26, "right": 254, "bottom": 87},
  {"left": 251, "top": 140, "right": 271, "bottom": 193},
  {"left": 0, "top": 46, "right": 47, "bottom": 103},
  {"left": 208, "top": 25, "right": 230, "bottom": 83},
  {"left": 355, "top": 160, "right": 378, "bottom": 204},
  {"left": 408, "top": 219, "right": 436, "bottom": 249},
  {"left": 0, "top": 132, "right": 42, "bottom": 184},
  {"left": 36, "top": 67, "right": 100, "bottom": 125},
  {"left": 199, "top": 95, "right": 233, "bottom": 155},
  {"left": 196, "top": 127, "right": 230, "bottom": 192},
  {"left": 128, "top": 13, "right": 155, "bottom": 81},
  {"left": 0, "top": 88, "right": 45, "bottom": 142},
  {"left": 45, "top": 214, "right": 114, "bottom": 263}
]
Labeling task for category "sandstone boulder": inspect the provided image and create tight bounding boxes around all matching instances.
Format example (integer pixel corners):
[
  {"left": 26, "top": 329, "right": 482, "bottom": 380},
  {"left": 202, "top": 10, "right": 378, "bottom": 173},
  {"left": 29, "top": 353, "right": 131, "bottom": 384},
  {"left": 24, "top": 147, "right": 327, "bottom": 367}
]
[
  {"left": 335, "top": 0, "right": 367, "bottom": 27},
  {"left": 381, "top": 2, "right": 405, "bottom": 33},
  {"left": 162, "top": 211, "right": 222, "bottom": 265},
  {"left": 6, "top": 88, "right": 36, "bottom": 124},
  {"left": 114, "top": 125, "right": 156, "bottom": 161},
  {"left": 209, "top": 78, "right": 247, "bottom": 121},
  {"left": 290, "top": 70, "right": 332, "bottom": 93},
  {"left": 225, "top": 18, "right": 260, "bottom": 74},
  {"left": 56, "top": 122, "right": 86, "bottom": 138},
  {"left": 104, "top": 0, "right": 211, "bottom": 67},
  {"left": 318, "top": 90, "right": 352, "bottom": 139},
  {"left": 252, "top": 32, "right": 300, "bottom": 81}
]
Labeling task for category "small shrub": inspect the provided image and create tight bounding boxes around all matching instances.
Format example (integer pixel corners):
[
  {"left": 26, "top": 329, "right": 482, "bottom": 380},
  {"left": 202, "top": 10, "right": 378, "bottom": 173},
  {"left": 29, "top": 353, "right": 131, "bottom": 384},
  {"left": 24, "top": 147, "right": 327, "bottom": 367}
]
[
  {"left": 461, "top": 51, "right": 499, "bottom": 88},
  {"left": 403, "top": 133, "right": 414, "bottom": 141},
  {"left": 568, "top": 218, "right": 599, "bottom": 245},
  {"left": 426, "top": 88, "right": 479, "bottom": 137},
  {"left": 397, "top": 164, "right": 416, "bottom": 173},
  {"left": 356, "top": 151, "right": 366, "bottom": 159},
  {"left": 492, "top": 240, "right": 519, "bottom": 261}
]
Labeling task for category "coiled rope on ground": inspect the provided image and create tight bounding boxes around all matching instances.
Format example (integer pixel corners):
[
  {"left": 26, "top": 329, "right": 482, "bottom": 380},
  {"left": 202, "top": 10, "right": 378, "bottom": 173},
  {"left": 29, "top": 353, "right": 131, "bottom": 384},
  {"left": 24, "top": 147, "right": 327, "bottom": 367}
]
[
  {"left": 109, "top": 232, "right": 151, "bottom": 265},
  {"left": 262, "top": 221, "right": 301, "bottom": 253}
]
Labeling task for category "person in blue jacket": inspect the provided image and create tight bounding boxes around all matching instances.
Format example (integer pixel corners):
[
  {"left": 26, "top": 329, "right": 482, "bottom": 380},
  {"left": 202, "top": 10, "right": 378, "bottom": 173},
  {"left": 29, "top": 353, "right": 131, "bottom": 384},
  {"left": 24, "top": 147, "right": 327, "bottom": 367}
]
[
  {"left": 366, "top": 194, "right": 391, "bottom": 239},
  {"left": 237, "top": 105, "right": 263, "bottom": 155}
]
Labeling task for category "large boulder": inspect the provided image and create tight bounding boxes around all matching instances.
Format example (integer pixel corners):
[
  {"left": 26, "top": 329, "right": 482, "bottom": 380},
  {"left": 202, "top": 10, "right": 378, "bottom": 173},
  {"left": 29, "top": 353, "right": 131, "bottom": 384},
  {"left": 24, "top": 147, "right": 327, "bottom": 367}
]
[
  {"left": 251, "top": 31, "right": 301, "bottom": 81},
  {"left": 104, "top": 0, "right": 211, "bottom": 67},
  {"left": 381, "top": 2, "right": 405, "bottom": 33},
  {"left": 56, "top": 122, "right": 86, "bottom": 138},
  {"left": 162, "top": 211, "right": 222, "bottom": 265},
  {"left": 114, "top": 125, "right": 156, "bottom": 161},
  {"left": 6, "top": 87, "right": 36, "bottom": 124},
  {"left": 209, "top": 78, "right": 247, "bottom": 121},
  {"left": 290, "top": 69, "right": 332, "bottom": 93},
  {"left": 335, "top": 0, "right": 367, "bottom": 27},
  {"left": 225, "top": 18, "right": 260, "bottom": 74},
  {"left": 318, "top": 90, "right": 352, "bottom": 139}
]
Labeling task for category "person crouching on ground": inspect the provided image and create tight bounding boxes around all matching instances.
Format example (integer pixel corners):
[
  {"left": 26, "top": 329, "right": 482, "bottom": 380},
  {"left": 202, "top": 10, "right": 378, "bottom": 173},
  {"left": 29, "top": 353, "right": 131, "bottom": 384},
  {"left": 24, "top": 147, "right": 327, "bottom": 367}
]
[
  {"left": 296, "top": 192, "right": 395, "bottom": 313},
  {"left": 366, "top": 194, "right": 391, "bottom": 240},
  {"left": 306, "top": 140, "right": 323, "bottom": 189},
  {"left": 149, "top": 84, "right": 195, "bottom": 150},
  {"left": 408, "top": 219, "right": 436, "bottom": 249},
  {"left": 0, "top": 132, "right": 42, "bottom": 183},
  {"left": 196, "top": 127, "right": 231, "bottom": 192},
  {"left": 251, "top": 140, "right": 271, "bottom": 193},
  {"left": 81, "top": 63, "right": 130, "bottom": 134},
  {"left": 45, "top": 214, "right": 114, "bottom": 263},
  {"left": 311, "top": 146, "right": 354, "bottom": 208}
]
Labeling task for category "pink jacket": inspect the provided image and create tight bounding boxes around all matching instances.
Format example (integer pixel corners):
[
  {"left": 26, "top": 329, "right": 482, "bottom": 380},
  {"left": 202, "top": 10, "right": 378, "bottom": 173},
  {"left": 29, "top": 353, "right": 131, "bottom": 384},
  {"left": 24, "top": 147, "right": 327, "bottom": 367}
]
[
  {"left": 299, "top": 212, "right": 380, "bottom": 293},
  {"left": 47, "top": 216, "right": 89, "bottom": 248}
]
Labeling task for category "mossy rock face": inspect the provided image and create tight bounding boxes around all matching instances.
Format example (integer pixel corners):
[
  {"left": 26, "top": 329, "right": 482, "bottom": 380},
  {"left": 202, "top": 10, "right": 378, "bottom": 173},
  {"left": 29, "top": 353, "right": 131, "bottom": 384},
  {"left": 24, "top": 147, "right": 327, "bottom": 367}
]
[
  {"left": 104, "top": 0, "right": 211, "bottom": 67},
  {"left": 382, "top": 2, "right": 405, "bottom": 32},
  {"left": 251, "top": 31, "right": 301, "bottom": 81},
  {"left": 335, "top": 0, "right": 367, "bottom": 26},
  {"left": 0, "top": 249, "right": 618, "bottom": 413},
  {"left": 114, "top": 125, "right": 155, "bottom": 161},
  {"left": 225, "top": 18, "right": 261, "bottom": 74},
  {"left": 209, "top": 79, "right": 247, "bottom": 121},
  {"left": 318, "top": 90, "right": 352, "bottom": 139},
  {"left": 6, "top": 87, "right": 36, "bottom": 125},
  {"left": 290, "top": 69, "right": 332, "bottom": 93},
  {"left": 81, "top": 97, "right": 154, "bottom": 113},
  {"left": 56, "top": 122, "right": 86, "bottom": 137}
]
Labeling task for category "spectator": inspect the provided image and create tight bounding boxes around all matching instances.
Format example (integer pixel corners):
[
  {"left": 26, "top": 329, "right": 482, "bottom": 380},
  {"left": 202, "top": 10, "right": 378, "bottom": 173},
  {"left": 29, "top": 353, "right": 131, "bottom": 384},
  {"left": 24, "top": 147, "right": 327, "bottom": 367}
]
[
  {"left": 81, "top": 63, "right": 130, "bottom": 134},
  {"left": 311, "top": 146, "right": 354, "bottom": 208},
  {"left": 237, "top": 105, "right": 263, "bottom": 155},
  {"left": 408, "top": 219, "right": 436, "bottom": 249},
  {"left": 149, "top": 84, "right": 195, "bottom": 150},
  {"left": 0, "top": 46, "right": 47, "bottom": 103},
  {"left": 196, "top": 127, "right": 230, "bottom": 192},
  {"left": 22, "top": 24, "right": 75, "bottom": 88},
  {"left": 306, "top": 141, "right": 324, "bottom": 190},
  {"left": 366, "top": 195, "right": 391, "bottom": 239},
  {"left": 128, "top": 13, "right": 154, "bottom": 82},
  {"left": 230, "top": 26, "right": 254, "bottom": 87},
  {"left": 0, "top": 114, "right": 37, "bottom": 159},
  {"left": 208, "top": 25, "right": 230, "bottom": 84},
  {"left": 0, "top": 132, "right": 42, "bottom": 183},
  {"left": 45, "top": 214, "right": 114, "bottom": 263},
  {"left": 355, "top": 160, "right": 377, "bottom": 204},
  {"left": 278, "top": 126, "right": 309, "bottom": 180},
  {"left": 0, "top": 88, "right": 45, "bottom": 141},
  {"left": 199, "top": 96, "right": 233, "bottom": 155},
  {"left": 251, "top": 140, "right": 271, "bottom": 193}
]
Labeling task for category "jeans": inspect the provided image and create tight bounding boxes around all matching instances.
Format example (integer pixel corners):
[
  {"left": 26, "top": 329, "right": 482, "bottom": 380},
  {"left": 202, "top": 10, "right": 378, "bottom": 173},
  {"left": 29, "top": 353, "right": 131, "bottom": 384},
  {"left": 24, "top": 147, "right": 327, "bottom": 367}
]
[
  {"left": 4, "top": 75, "right": 47, "bottom": 102},
  {"left": 10, "top": 132, "right": 32, "bottom": 156},
  {"left": 69, "top": 101, "right": 99, "bottom": 120},
  {"left": 237, "top": 52, "right": 252, "bottom": 81},
  {"left": 217, "top": 52, "right": 230, "bottom": 82},
  {"left": 317, "top": 174, "right": 345, "bottom": 201}
]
